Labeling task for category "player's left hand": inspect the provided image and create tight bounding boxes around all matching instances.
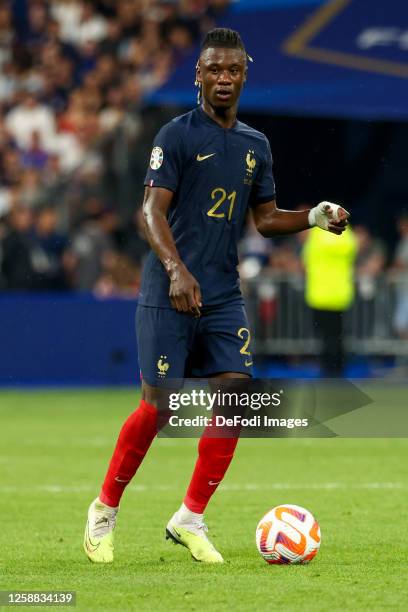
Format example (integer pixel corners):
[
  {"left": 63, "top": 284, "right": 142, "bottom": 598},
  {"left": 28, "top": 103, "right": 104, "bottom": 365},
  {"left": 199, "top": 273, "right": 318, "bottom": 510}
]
[{"left": 309, "top": 201, "right": 350, "bottom": 235}]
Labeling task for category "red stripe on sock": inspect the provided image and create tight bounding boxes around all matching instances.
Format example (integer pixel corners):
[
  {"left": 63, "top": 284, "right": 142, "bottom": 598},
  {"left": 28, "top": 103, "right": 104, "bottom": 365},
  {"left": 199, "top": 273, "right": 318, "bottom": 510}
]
[{"left": 100, "top": 400, "right": 157, "bottom": 507}]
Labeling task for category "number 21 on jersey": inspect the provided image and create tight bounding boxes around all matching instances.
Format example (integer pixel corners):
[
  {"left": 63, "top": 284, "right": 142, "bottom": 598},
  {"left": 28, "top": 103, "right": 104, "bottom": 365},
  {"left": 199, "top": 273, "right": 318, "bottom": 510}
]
[{"left": 207, "top": 188, "right": 237, "bottom": 221}]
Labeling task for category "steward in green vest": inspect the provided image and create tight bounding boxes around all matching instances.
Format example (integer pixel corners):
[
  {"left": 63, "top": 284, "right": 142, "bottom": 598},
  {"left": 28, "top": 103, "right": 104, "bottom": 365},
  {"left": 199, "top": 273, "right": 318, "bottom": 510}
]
[{"left": 302, "top": 226, "right": 357, "bottom": 376}]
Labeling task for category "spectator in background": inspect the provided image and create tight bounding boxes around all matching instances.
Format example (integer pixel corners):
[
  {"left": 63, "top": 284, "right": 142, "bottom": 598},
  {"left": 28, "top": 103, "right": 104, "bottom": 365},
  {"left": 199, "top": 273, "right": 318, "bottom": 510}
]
[
  {"left": 23, "top": 1, "right": 50, "bottom": 54},
  {"left": 19, "top": 167, "right": 42, "bottom": 208},
  {"left": 98, "top": 17, "right": 122, "bottom": 56},
  {"left": 1, "top": 147, "right": 22, "bottom": 188},
  {"left": 355, "top": 225, "right": 386, "bottom": 279},
  {"left": 354, "top": 225, "right": 386, "bottom": 338},
  {"left": 0, "top": 188, "right": 12, "bottom": 221},
  {"left": 34, "top": 206, "right": 69, "bottom": 289},
  {"left": 68, "top": 205, "right": 115, "bottom": 290},
  {"left": 1, "top": 205, "right": 39, "bottom": 289},
  {"left": 302, "top": 225, "right": 358, "bottom": 377},
  {"left": 0, "top": 61, "right": 18, "bottom": 102},
  {"left": 51, "top": 0, "right": 83, "bottom": 44},
  {"left": 5, "top": 90, "right": 56, "bottom": 152},
  {"left": 0, "top": 3, "right": 14, "bottom": 68},
  {"left": 20, "top": 130, "right": 49, "bottom": 170},
  {"left": 392, "top": 214, "right": 408, "bottom": 339},
  {"left": 76, "top": 1, "right": 108, "bottom": 49}
]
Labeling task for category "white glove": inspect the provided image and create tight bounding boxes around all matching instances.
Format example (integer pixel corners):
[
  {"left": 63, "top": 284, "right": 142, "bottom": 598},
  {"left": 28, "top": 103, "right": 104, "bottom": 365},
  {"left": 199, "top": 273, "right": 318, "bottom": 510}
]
[{"left": 308, "top": 201, "right": 349, "bottom": 231}]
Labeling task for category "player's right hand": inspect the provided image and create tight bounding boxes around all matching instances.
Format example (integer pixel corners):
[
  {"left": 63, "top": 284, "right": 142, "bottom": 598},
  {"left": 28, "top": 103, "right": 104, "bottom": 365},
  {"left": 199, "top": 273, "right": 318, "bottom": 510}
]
[{"left": 169, "top": 265, "right": 202, "bottom": 317}]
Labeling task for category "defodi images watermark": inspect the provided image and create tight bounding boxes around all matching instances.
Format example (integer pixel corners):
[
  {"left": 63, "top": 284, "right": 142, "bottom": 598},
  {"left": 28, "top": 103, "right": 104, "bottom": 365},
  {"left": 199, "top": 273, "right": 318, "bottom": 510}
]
[{"left": 153, "top": 378, "right": 408, "bottom": 438}]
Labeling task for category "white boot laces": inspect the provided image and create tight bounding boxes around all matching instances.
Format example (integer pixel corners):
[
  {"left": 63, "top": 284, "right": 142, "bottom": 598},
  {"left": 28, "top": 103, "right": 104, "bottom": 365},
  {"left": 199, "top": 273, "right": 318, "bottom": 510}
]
[{"left": 92, "top": 509, "right": 116, "bottom": 539}]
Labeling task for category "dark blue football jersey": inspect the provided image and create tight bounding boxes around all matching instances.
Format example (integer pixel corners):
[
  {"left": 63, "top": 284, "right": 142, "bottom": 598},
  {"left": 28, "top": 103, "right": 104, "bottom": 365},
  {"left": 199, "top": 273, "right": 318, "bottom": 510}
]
[{"left": 139, "top": 106, "right": 276, "bottom": 307}]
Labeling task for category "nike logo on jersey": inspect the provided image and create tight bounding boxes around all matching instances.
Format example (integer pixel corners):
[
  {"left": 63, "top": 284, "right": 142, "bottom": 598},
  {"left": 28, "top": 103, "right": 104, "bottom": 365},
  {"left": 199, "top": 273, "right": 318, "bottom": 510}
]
[
  {"left": 115, "top": 476, "right": 130, "bottom": 483},
  {"left": 245, "top": 360, "right": 253, "bottom": 367},
  {"left": 196, "top": 153, "right": 216, "bottom": 161},
  {"left": 208, "top": 480, "right": 221, "bottom": 486}
]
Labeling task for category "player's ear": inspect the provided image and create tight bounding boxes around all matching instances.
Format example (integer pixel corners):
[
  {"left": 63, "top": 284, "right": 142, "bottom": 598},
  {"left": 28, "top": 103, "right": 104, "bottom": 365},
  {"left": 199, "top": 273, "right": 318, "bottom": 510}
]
[{"left": 195, "top": 60, "right": 202, "bottom": 85}]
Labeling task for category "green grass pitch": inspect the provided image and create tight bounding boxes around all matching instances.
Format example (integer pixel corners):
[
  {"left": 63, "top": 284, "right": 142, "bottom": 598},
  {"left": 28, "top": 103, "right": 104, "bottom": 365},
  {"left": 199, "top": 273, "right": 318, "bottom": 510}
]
[{"left": 1, "top": 389, "right": 408, "bottom": 611}]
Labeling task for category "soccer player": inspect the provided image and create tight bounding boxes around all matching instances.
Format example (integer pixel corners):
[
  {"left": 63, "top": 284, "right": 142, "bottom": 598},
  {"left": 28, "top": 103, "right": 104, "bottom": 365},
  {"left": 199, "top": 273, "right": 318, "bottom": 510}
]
[{"left": 84, "top": 28, "right": 348, "bottom": 564}]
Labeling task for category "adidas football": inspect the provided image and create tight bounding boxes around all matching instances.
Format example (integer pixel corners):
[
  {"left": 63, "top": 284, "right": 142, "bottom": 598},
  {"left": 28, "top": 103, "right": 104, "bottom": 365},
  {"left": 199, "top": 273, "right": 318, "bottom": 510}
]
[{"left": 256, "top": 504, "right": 321, "bottom": 564}]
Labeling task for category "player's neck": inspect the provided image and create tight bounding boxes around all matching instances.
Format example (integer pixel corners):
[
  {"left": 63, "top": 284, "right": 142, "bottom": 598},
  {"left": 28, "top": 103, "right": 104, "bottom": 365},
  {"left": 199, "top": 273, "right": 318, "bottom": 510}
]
[{"left": 201, "top": 101, "right": 237, "bottom": 130}]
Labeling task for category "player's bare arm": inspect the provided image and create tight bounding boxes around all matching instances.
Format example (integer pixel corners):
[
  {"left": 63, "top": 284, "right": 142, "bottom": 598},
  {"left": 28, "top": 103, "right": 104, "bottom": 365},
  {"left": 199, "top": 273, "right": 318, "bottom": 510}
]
[
  {"left": 252, "top": 199, "right": 349, "bottom": 237},
  {"left": 142, "top": 186, "right": 202, "bottom": 316}
]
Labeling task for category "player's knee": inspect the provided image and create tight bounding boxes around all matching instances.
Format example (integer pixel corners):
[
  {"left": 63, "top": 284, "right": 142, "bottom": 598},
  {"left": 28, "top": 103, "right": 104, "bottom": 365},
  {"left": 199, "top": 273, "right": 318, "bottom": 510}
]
[
  {"left": 141, "top": 380, "right": 175, "bottom": 411},
  {"left": 141, "top": 381, "right": 162, "bottom": 408}
]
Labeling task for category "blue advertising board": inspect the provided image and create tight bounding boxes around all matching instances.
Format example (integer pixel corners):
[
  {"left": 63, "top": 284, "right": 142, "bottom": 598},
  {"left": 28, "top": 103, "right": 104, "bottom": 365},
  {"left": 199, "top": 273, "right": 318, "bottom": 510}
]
[
  {"left": 149, "top": 0, "right": 408, "bottom": 119},
  {"left": 0, "top": 294, "right": 139, "bottom": 386}
]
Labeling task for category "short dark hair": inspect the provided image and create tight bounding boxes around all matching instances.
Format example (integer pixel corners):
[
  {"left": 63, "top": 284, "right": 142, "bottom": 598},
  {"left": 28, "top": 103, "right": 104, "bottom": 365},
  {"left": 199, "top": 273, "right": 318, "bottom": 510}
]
[{"left": 201, "top": 28, "right": 246, "bottom": 54}]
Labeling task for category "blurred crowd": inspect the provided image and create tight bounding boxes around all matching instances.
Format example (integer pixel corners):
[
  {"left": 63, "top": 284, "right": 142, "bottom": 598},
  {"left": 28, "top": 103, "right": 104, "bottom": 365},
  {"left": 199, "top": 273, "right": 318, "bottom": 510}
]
[
  {"left": 0, "top": 0, "right": 230, "bottom": 294},
  {"left": 1, "top": 0, "right": 408, "bottom": 339}
]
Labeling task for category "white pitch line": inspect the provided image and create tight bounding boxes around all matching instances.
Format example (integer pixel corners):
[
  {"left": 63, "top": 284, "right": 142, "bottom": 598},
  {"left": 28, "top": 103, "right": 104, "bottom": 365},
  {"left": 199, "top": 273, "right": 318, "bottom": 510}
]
[{"left": 0, "top": 482, "right": 404, "bottom": 494}]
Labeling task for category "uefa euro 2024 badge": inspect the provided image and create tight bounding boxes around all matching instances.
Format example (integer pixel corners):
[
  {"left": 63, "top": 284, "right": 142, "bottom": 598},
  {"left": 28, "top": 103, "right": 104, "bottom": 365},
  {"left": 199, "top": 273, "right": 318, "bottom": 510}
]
[{"left": 150, "top": 146, "right": 164, "bottom": 170}]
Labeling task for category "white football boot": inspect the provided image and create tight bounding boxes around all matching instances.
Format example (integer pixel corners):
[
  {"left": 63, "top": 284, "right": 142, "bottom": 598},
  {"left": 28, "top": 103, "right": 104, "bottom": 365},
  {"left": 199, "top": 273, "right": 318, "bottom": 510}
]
[
  {"left": 166, "top": 504, "right": 224, "bottom": 563},
  {"left": 83, "top": 498, "right": 118, "bottom": 563}
]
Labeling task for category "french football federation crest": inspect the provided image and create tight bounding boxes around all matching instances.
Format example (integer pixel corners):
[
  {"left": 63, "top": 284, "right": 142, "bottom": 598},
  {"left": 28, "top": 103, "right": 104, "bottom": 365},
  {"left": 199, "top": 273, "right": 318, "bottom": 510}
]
[
  {"left": 157, "top": 355, "right": 169, "bottom": 378},
  {"left": 246, "top": 150, "right": 256, "bottom": 174}
]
